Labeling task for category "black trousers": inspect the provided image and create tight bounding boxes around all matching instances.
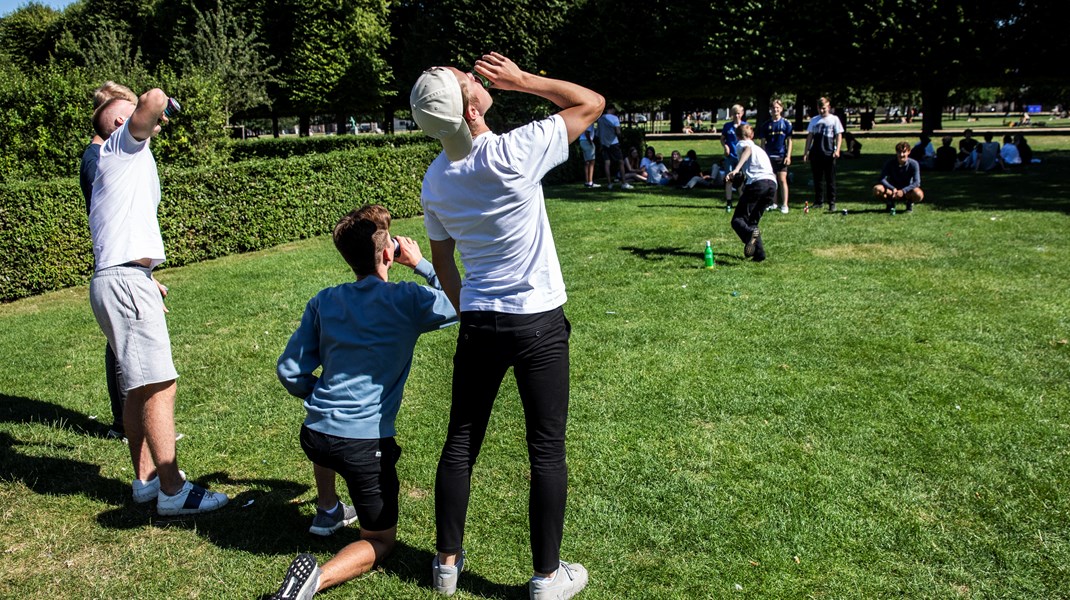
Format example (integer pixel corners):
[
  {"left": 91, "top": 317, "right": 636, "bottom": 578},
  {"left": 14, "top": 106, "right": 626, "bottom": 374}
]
[
  {"left": 731, "top": 180, "right": 776, "bottom": 254},
  {"left": 809, "top": 152, "right": 837, "bottom": 205},
  {"left": 435, "top": 307, "right": 571, "bottom": 574}
]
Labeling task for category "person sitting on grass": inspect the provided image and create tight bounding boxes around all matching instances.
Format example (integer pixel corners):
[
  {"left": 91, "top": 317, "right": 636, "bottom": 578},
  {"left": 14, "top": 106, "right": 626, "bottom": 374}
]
[
  {"left": 646, "top": 153, "right": 672, "bottom": 185},
  {"left": 271, "top": 204, "right": 458, "bottom": 600},
  {"left": 935, "top": 136, "right": 957, "bottom": 171},
  {"left": 975, "top": 133, "right": 1004, "bottom": 173},
  {"left": 873, "top": 141, "right": 924, "bottom": 213}
]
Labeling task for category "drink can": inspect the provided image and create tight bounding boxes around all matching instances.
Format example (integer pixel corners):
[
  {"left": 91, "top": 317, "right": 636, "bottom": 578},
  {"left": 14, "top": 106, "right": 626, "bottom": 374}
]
[{"left": 164, "top": 97, "right": 182, "bottom": 118}]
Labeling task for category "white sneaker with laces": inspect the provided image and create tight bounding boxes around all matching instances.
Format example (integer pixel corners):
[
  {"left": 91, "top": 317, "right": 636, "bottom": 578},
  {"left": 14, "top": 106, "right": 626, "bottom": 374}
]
[
  {"left": 529, "top": 561, "right": 588, "bottom": 600},
  {"left": 621, "top": 182, "right": 634, "bottom": 189},
  {"left": 781, "top": 205, "right": 790, "bottom": 214}
]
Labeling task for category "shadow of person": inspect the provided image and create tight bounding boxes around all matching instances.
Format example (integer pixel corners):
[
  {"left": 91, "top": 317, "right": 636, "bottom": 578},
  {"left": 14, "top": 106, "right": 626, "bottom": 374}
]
[
  {"left": 0, "top": 393, "right": 108, "bottom": 437},
  {"left": 96, "top": 471, "right": 318, "bottom": 554},
  {"left": 0, "top": 431, "right": 128, "bottom": 504}
]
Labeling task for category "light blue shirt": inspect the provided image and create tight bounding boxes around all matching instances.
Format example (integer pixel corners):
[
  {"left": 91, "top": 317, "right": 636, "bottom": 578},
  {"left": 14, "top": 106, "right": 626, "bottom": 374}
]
[{"left": 277, "top": 259, "right": 457, "bottom": 439}]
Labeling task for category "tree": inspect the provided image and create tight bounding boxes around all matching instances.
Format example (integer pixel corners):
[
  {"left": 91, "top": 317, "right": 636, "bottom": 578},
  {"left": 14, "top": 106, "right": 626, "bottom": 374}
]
[
  {"left": 178, "top": 0, "right": 276, "bottom": 126},
  {"left": 0, "top": 3, "right": 63, "bottom": 68}
]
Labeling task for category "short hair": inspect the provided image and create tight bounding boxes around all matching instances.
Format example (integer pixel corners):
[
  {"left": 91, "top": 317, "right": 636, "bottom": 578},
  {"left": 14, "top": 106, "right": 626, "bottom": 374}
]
[
  {"left": 941, "top": 136, "right": 953, "bottom": 145},
  {"left": 770, "top": 98, "right": 783, "bottom": 108},
  {"left": 736, "top": 123, "right": 754, "bottom": 140},
  {"left": 731, "top": 104, "right": 744, "bottom": 114},
  {"left": 895, "top": 141, "right": 911, "bottom": 153},
  {"left": 92, "top": 97, "right": 133, "bottom": 139},
  {"left": 654, "top": 153, "right": 663, "bottom": 162},
  {"left": 93, "top": 81, "right": 137, "bottom": 109},
  {"left": 964, "top": 128, "right": 974, "bottom": 135},
  {"left": 819, "top": 97, "right": 830, "bottom": 107},
  {"left": 983, "top": 133, "right": 994, "bottom": 141},
  {"left": 333, "top": 204, "right": 392, "bottom": 277}
]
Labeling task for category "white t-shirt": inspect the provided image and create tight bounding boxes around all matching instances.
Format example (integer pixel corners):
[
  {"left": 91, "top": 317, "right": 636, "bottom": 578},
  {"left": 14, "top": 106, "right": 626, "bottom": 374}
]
[
  {"left": 646, "top": 161, "right": 669, "bottom": 183},
  {"left": 807, "top": 114, "right": 844, "bottom": 156},
  {"left": 421, "top": 115, "right": 569, "bottom": 314},
  {"left": 89, "top": 121, "right": 165, "bottom": 270},
  {"left": 737, "top": 139, "right": 776, "bottom": 184}
]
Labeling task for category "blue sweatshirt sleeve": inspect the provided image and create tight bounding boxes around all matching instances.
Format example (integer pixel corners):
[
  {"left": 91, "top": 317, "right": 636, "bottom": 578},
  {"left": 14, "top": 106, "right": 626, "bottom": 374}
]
[
  {"left": 902, "top": 161, "right": 920, "bottom": 194},
  {"left": 413, "top": 258, "right": 441, "bottom": 290},
  {"left": 277, "top": 296, "right": 322, "bottom": 399},
  {"left": 879, "top": 160, "right": 896, "bottom": 189}
]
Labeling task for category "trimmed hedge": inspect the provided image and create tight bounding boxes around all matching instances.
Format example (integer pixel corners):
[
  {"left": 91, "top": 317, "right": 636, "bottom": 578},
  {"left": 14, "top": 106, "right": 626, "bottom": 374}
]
[
  {"left": 1, "top": 142, "right": 438, "bottom": 302},
  {"left": 229, "top": 133, "right": 435, "bottom": 161}
]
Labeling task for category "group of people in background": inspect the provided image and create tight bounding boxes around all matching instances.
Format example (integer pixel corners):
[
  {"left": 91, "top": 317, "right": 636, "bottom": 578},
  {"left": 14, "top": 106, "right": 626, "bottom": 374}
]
[{"left": 925, "top": 128, "right": 1035, "bottom": 172}]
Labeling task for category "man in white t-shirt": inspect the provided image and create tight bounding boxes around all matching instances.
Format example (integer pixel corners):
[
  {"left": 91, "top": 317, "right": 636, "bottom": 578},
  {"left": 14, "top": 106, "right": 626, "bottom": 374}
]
[
  {"left": 411, "top": 53, "right": 602, "bottom": 600},
  {"left": 803, "top": 96, "right": 843, "bottom": 211},
  {"left": 725, "top": 124, "right": 777, "bottom": 262},
  {"left": 89, "top": 90, "right": 228, "bottom": 516}
]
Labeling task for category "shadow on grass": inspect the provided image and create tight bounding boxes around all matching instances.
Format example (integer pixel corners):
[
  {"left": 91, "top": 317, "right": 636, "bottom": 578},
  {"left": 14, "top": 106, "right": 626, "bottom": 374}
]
[
  {"left": 0, "top": 393, "right": 110, "bottom": 437},
  {"left": 621, "top": 245, "right": 746, "bottom": 267},
  {"left": 249, "top": 541, "right": 525, "bottom": 599},
  {"left": 0, "top": 431, "right": 128, "bottom": 504}
]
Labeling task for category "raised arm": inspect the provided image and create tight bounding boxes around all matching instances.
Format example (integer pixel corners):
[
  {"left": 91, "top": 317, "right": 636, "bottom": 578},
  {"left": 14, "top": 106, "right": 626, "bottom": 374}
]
[
  {"left": 128, "top": 88, "right": 170, "bottom": 142},
  {"left": 474, "top": 52, "right": 604, "bottom": 142}
]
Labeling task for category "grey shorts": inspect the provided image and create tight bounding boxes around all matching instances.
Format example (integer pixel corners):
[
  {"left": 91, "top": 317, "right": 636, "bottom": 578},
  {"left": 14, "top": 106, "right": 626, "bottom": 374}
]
[
  {"left": 578, "top": 138, "right": 596, "bottom": 161},
  {"left": 89, "top": 265, "right": 178, "bottom": 391}
]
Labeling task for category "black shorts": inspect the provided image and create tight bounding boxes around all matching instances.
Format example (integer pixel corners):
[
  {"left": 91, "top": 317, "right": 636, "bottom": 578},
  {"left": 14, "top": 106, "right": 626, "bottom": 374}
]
[
  {"left": 300, "top": 425, "right": 402, "bottom": 531},
  {"left": 602, "top": 144, "right": 623, "bottom": 162},
  {"left": 769, "top": 156, "right": 789, "bottom": 173}
]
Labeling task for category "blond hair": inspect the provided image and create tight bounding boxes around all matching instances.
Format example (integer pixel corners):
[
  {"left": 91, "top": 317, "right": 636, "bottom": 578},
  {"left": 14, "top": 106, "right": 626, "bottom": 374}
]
[{"left": 92, "top": 81, "right": 137, "bottom": 109}]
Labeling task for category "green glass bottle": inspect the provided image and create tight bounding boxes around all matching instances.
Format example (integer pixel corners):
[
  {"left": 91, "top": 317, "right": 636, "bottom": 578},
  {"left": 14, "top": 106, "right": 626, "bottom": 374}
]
[{"left": 704, "top": 240, "right": 715, "bottom": 269}]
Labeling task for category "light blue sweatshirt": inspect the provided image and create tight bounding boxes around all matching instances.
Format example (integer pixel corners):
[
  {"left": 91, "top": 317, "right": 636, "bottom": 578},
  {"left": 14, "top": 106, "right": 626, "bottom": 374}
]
[{"left": 277, "top": 259, "right": 457, "bottom": 439}]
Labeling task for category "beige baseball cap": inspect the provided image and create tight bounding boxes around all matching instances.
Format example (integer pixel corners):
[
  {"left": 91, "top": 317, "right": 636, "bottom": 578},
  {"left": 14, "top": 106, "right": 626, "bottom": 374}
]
[{"left": 410, "top": 67, "right": 472, "bottom": 161}]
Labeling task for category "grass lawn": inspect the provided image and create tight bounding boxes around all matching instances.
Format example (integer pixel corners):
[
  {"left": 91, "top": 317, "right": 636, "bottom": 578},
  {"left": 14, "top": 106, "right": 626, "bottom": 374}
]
[{"left": 1, "top": 139, "right": 1068, "bottom": 598}]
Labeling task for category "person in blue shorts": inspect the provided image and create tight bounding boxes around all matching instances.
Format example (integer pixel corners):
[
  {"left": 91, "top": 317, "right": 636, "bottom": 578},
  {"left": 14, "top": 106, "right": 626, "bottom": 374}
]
[
  {"left": 759, "top": 99, "right": 793, "bottom": 213},
  {"left": 270, "top": 204, "right": 458, "bottom": 600}
]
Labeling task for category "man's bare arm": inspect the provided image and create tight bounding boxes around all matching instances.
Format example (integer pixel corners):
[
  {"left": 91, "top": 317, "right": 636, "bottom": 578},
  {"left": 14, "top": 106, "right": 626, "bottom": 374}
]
[
  {"left": 429, "top": 238, "right": 462, "bottom": 313},
  {"left": 474, "top": 52, "right": 604, "bottom": 142},
  {"left": 128, "top": 88, "right": 169, "bottom": 142}
]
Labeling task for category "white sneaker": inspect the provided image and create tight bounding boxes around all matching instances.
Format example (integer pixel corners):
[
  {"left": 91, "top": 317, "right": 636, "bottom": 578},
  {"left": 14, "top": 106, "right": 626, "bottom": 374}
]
[
  {"left": 131, "top": 470, "right": 185, "bottom": 504},
  {"left": 621, "top": 182, "right": 634, "bottom": 189},
  {"left": 780, "top": 205, "right": 790, "bottom": 214},
  {"left": 607, "top": 183, "right": 615, "bottom": 190},
  {"left": 766, "top": 204, "right": 779, "bottom": 212},
  {"left": 529, "top": 561, "right": 588, "bottom": 600},
  {"left": 432, "top": 552, "right": 465, "bottom": 596},
  {"left": 157, "top": 480, "right": 229, "bottom": 515}
]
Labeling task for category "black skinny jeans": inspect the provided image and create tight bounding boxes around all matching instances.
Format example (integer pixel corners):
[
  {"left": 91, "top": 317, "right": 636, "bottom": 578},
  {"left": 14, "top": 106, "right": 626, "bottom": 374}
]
[
  {"left": 435, "top": 307, "right": 571, "bottom": 574},
  {"left": 809, "top": 152, "right": 837, "bottom": 205}
]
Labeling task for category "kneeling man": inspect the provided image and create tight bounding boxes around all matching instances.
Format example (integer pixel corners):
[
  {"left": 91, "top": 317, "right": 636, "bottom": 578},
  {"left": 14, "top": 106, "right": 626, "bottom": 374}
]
[{"left": 873, "top": 141, "right": 924, "bottom": 213}]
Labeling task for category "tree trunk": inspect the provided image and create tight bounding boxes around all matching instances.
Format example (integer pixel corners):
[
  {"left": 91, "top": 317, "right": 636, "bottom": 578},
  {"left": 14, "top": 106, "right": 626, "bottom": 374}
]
[
  {"left": 921, "top": 83, "right": 949, "bottom": 134},
  {"left": 272, "top": 114, "right": 280, "bottom": 138},
  {"left": 300, "top": 114, "right": 310, "bottom": 137},
  {"left": 669, "top": 98, "right": 683, "bottom": 133},
  {"left": 384, "top": 107, "right": 394, "bottom": 134},
  {"left": 755, "top": 86, "right": 773, "bottom": 139},
  {"left": 336, "top": 113, "right": 347, "bottom": 135}
]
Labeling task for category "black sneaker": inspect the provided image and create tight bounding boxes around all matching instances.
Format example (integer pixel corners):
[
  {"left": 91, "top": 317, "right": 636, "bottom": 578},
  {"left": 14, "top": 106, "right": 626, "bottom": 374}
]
[
  {"left": 744, "top": 228, "right": 761, "bottom": 258},
  {"left": 272, "top": 554, "right": 320, "bottom": 600},
  {"left": 752, "top": 235, "right": 767, "bottom": 262},
  {"left": 886, "top": 203, "right": 895, "bottom": 212},
  {"left": 827, "top": 202, "right": 837, "bottom": 212},
  {"left": 905, "top": 202, "right": 914, "bottom": 213}
]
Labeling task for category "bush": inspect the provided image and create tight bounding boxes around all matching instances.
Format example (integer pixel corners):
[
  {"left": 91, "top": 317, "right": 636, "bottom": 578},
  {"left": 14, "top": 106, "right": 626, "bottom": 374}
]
[
  {"left": 229, "top": 132, "right": 432, "bottom": 161},
  {"left": 0, "top": 142, "right": 438, "bottom": 302}
]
